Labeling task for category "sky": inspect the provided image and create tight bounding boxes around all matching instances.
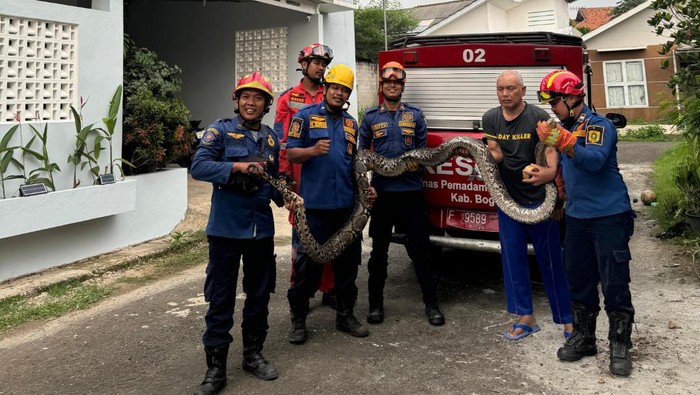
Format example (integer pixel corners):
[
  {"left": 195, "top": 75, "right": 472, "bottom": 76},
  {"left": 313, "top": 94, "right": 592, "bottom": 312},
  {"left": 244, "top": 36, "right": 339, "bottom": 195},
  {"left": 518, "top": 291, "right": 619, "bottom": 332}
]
[{"left": 359, "top": 0, "right": 621, "bottom": 18}]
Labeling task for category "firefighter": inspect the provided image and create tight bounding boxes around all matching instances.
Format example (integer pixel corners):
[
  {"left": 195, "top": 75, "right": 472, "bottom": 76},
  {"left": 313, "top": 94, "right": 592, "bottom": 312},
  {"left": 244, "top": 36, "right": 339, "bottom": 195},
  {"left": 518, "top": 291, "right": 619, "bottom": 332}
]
[
  {"left": 285, "top": 64, "right": 377, "bottom": 344},
  {"left": 190, "top": 71, "right": 285, "bottom": 394},
  {"left": 274, "top": 43, "right": 337, "bottom": 310},
  {"left": 358, "top": 61, "right": 444, "bottom": 326},
  {"left": 536, "top": 70, "right": 635, "bottom": 376},
  {"left": 481, "top": 70, "right": 572, "bottom": 341}
]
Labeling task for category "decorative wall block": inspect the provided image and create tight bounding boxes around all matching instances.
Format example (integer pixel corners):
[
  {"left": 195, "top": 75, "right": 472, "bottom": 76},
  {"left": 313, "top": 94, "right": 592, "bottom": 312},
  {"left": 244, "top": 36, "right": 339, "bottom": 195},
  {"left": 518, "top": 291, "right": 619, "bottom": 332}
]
[
  {"left": 235, "top": 27, "right": 287, "bottom": 94},
  {"left": 0, "top": 15, "right": 78, "bottom": 122}
]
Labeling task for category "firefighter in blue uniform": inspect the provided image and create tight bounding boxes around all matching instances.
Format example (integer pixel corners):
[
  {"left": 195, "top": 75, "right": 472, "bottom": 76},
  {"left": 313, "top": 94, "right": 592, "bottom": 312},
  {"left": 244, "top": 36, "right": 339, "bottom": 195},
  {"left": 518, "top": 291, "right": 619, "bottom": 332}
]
[
  {"left": 190, "top": 71, "right": 284, "bottom": 395},
  {"left": 285, "top": 64, "right": 377, "bottom": 344},
  {"left": 358, "top": 61, "right": 444, "bottom": 326},
  {"left": 536, "top": 70, "right": 635, "bottom": 377}
]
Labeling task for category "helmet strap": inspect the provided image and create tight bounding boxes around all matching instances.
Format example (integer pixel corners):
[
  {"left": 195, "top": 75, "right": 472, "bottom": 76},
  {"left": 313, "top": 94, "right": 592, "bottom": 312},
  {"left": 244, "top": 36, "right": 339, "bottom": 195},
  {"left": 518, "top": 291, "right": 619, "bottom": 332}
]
[{"left": 563, "top": 96, "right": 584, "bottom": 123}]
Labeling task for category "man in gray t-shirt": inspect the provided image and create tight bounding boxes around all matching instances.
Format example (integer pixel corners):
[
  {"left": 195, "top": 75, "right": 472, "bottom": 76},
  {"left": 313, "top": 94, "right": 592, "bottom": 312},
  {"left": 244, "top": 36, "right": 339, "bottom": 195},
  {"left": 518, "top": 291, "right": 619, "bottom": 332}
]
[{"left": 482, "top": 70, "right": 573, "bottom": 341}]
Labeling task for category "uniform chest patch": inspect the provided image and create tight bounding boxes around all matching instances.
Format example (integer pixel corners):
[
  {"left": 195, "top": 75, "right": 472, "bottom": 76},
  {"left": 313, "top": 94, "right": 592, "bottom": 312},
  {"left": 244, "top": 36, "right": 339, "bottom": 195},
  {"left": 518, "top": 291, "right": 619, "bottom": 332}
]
[
  {"left": 290, "top": 92, "right": 305, "bottom": 103},
  {"left": 289, "top": 117, "right": 303, "bottom": 138},
  {"left": 401, "top": 128, "right": 414, "bottom": 136},
  {"left": 371, "top": 122, "right": 388, "bottom": 131},
  {"left": 374, "top": 130, "right": 387, "bottom": 139},
  {"left": 310, "top": 115, "right": 327, "bottom": 129},
  {"left": 401, "top": 112, "right": 413, "bottom": 121},
  {"left": 398, "top": 120, "right": 415, "bottom": 128},
  {"left": 228, "top": 132, "right": 245, "bottom": 139},
  {"left": 586, "top": 125, "right": 604, "bottom": 146}
]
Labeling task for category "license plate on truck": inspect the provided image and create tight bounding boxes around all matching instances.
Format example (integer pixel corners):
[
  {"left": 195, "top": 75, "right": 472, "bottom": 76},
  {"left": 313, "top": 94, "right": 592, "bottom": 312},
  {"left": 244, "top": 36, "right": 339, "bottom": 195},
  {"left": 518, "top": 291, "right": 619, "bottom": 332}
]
[{"left": 445, "top": 209, "right": 499, "bottom": 232}]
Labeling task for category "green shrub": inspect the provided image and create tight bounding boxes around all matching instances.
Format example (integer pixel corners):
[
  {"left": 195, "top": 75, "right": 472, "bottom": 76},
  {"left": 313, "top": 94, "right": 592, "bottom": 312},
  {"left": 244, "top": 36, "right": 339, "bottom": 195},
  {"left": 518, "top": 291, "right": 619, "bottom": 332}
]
[
  {"left": 122, "top": 35, "right": 191, "bottom": 174},
  {"left": 622, "top": 124, "right": 666, "bottom": 141}
]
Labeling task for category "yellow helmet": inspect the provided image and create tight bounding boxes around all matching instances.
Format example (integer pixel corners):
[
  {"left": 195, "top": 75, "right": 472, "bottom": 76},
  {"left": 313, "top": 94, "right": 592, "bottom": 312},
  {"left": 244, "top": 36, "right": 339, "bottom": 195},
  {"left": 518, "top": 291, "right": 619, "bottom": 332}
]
[{"left": 324, "top": 64, "right": 354, "bottom": 91}]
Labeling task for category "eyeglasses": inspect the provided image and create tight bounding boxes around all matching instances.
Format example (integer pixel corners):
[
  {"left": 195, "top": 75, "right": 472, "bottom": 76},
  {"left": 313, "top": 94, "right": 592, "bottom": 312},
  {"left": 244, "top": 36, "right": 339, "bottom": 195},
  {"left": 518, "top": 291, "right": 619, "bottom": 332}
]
[{"left": 381, "top": 67, "right": 406, "bottom": 81}]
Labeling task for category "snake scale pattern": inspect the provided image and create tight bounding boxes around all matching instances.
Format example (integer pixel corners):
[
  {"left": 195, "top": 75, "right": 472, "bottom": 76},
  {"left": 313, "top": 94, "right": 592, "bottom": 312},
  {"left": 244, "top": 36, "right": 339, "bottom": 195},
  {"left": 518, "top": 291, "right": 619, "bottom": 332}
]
[{"left": 257, "top": 136, "right": 556, "bottom": 264}]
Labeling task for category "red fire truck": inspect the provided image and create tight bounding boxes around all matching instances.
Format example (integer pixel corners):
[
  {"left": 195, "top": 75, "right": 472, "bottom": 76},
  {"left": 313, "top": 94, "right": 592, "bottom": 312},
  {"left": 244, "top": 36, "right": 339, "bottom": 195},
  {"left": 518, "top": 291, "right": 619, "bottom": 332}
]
[{"left": 378, "top": 32, "right": 617, "bottom": 254}]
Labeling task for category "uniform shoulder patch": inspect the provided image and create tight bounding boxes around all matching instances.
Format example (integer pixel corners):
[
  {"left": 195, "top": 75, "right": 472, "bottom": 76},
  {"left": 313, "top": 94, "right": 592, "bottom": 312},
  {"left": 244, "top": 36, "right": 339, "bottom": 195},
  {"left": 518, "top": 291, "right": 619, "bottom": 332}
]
[
  {"left": 289, "top": 117, "right": 303, "bottom": 138},
  {"left": 586, "top": 125, "right": 605, "bottom": 146},
  {"left": 201, "top": 128, "right": 218, "bottom": 145}
]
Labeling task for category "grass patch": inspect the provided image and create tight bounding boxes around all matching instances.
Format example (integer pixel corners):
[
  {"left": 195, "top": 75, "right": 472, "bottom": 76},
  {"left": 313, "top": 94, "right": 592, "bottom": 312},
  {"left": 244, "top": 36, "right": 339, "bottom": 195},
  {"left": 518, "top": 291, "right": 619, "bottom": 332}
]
[
  {"left": 0, "top": 230, "right": 208, "bottom": 334},
  {"left": 650, "top": 142, "right": 686, "bottom": 231},
  {"left": 0, "top": 283, "right": 112, "bottom": 332}
]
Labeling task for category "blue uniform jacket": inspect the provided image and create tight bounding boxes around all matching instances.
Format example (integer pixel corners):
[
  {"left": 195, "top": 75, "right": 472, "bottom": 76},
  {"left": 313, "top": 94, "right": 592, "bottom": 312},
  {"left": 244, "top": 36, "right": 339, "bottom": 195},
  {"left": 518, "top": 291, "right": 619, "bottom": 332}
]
[
  {"left": 190, "top": 116, "right": 282, "bottom": 239},
  {"left": 286, "top": 102, "right": 357, "bottom": 210},
  {"left": 561, "top": 105, "right": 631, "bottom": 219},
  {"left": 359, "top": 102, "right": 427, "bottom": 192}
]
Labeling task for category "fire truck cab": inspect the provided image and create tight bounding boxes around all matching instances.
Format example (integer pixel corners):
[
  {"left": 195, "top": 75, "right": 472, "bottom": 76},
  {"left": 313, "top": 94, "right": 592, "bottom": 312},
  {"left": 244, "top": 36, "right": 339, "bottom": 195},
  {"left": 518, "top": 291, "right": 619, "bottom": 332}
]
[{"left": 377, "top": 32, "right": 598, "bottom": 254}]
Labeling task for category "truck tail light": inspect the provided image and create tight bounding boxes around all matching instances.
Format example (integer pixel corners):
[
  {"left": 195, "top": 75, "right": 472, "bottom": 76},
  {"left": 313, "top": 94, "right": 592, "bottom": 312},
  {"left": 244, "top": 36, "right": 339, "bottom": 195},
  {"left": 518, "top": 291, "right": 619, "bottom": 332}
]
[
  {"left": 534, "top": 48, "right": 550, "bottom": 61},
  {"left": 403, "top": 51, "right": 418, "bottom": 64}
]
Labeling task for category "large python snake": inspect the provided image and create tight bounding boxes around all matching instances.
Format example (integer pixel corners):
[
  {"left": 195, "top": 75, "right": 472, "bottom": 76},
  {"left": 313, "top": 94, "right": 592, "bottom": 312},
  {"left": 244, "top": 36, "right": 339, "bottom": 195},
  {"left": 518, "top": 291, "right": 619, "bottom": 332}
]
[{"left": 256, "top": 136, "right": 556, "bottom": 264}]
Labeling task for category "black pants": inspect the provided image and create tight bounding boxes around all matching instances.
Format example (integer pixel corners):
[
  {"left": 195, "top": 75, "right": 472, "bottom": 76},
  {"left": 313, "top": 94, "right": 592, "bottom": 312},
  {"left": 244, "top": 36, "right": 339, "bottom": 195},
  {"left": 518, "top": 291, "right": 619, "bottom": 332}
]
[
  {"left": 202, "top": 236, "right": 276, "bottom": 347},
  {"left": 367, "top": 190, "right": 437, "bottom": 307},
  {"left": 288, "top": 208, "right": 361, "bottom": 314}
]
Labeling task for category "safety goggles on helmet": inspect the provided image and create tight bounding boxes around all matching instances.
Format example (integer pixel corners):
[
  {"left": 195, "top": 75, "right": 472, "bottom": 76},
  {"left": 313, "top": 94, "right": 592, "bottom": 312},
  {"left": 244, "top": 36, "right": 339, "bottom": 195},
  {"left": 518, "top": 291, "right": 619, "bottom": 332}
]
[
  {"left": 380, "top": 67, "right": 406, "bottom": 82},
  {"left": 537, "top": 90, "right": 563, "bottom": 105},
  {"left": 298, "top": 44, "right": 334, "bottom": 63}
]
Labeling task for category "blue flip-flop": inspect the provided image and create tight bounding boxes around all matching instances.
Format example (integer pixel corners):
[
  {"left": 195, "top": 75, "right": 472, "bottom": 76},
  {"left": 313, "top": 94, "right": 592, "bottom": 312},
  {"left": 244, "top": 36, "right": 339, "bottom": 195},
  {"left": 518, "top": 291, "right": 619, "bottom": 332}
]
[{"left": 502, "top": 323, "right": 541, "bottom": 341}]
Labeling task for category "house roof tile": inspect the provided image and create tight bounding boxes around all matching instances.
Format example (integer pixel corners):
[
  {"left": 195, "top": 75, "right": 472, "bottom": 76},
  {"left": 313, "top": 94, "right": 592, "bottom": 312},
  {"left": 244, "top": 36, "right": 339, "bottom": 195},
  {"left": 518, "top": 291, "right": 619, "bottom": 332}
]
[{"left": 574, "top": 7, "right": 614, "bottom": 31}]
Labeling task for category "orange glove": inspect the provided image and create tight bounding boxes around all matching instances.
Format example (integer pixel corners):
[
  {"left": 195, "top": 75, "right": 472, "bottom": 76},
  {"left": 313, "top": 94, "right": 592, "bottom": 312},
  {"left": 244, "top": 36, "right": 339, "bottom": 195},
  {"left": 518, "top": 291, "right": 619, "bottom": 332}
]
[{"left": 537, "top": 120, "right": 577, "bottom": 154}]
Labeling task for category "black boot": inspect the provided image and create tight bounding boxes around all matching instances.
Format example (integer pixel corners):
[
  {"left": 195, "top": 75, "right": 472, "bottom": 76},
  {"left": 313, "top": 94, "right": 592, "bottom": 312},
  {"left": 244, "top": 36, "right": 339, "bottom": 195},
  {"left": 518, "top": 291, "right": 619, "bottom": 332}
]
[
  {"left": 336, "top": 291, "right": 369, "bottom": 337},
  {"left": 366, "top": 305, "right": 384, "bottom": 324},
  {"left": 608, "top": 311, "right": 634, "bottom": 376},
  {"left": 425, "top": 304, "right": 445, "bottom": 326},
  {"left": 242, "top": 331, "right": 278, "bottom": 380},
  {"left": 287, "top": 296, "right": 309, "bottom": 344},
  {"left": 557, "top": 303, "right": 599, "bottom": 361},
  {"left": 193, "top": 344, "right": 228, "bottom": 395}
]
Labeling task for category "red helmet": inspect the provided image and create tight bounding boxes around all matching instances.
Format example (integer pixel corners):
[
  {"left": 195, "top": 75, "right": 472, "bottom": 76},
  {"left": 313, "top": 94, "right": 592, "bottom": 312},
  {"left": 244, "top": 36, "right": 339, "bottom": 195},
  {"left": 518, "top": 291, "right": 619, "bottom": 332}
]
[
  {"left": 379, "top": 61, "right": 406, "bottom": 83},
  {"left": 298, "top": 43, "right": 333, "bottom": 64},
  {"left": 537, "top": 70, "right": 585, "bottom": 104},
  {"left": 233, "top": 71, "right": 274, "bottom": 101}
]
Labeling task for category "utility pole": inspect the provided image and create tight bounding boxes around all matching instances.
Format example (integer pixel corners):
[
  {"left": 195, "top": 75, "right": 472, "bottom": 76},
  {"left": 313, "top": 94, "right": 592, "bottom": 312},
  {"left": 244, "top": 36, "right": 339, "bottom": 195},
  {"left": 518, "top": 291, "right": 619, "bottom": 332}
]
[{"left": 383, "top": 0, "right": 388, "bottom": 50}]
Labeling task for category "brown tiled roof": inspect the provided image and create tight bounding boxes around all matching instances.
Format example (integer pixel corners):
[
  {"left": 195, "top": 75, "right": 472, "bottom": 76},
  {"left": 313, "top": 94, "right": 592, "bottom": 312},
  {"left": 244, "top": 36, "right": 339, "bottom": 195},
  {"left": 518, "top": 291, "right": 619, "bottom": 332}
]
[
  {"left": 574, "top": 7, "right": 614, "bottom": 31},
  {"left": 405, "top": 0, "right": 478, "bottom": 34}
]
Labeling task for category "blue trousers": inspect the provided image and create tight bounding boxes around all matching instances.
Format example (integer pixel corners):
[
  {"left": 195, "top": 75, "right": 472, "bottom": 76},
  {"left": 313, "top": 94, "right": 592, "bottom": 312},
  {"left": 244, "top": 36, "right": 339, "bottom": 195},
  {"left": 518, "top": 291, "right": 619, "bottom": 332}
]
[
  {"left": 564, "top": 211, "right": 635, "bottom": 315},
  {"left": 288, "top": 208, "right": 361, "bottom": 313},
  {"left": 202, "top": 236, "right": 276, "bottom": 347},
  {"left": 498, "top": 209, "right": 572, "bottom": 324}
]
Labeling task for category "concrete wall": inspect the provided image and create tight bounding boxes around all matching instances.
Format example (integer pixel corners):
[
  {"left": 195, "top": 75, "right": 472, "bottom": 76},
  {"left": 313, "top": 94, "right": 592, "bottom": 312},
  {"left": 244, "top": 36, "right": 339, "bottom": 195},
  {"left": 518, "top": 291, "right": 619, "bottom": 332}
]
[
  {"left": 0, "top": 0, "right": 189, "bottom": 282},
  {"left": 125, "top": 1, "right": 358, "bottom": 126},
  {"left": 0, "top": 0, "right": 123, "bottom": 194},
  {"left": 0, "top": 168, "right": 187, "bottom": 282},
  {"left": 356, "top": 61, "right": 378, "bottom": 114}
]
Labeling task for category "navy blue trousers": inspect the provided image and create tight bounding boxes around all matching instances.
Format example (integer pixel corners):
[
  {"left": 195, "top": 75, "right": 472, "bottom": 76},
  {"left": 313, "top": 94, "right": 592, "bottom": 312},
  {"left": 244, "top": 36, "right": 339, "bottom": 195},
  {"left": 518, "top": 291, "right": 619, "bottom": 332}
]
[
  {"left": 367, "top": 190, "right": 437, "bottom": 306},
  {"left": 288, "top": 208, "right": 361, "bottom": 313},
  {"left": 202, "top": 236, "right": 276, "bottom": 347},
  {"left": 564, "top": 211, "right": 635, "bottom": 315}
]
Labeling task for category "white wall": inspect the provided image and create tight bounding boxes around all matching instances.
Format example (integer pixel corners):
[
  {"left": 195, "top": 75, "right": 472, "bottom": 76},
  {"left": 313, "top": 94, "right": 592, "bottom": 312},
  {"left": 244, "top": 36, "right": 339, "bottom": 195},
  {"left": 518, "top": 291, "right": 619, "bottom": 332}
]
[
  {"left": 583, "top": 8, "right": 659, "bottom": 50},
  {"left": 125, "top": 2, "right": 358, "bottom": 127},
  {"left": 0, "top": 168, "right": 187, "bottom": 282},
  {"left": 0, "top": 0, "right": 123, "bottom": 194}
]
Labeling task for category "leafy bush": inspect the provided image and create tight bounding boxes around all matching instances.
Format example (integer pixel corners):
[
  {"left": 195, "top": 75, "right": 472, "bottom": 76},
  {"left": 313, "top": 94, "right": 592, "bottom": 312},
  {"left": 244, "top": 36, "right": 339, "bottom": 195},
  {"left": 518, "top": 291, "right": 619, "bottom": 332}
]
[
  {"left": 122, "top": 35, "right": 191, "bottom": 174},
  {"left": 621, "top": 124, "right": 666, "bottom": 141}
]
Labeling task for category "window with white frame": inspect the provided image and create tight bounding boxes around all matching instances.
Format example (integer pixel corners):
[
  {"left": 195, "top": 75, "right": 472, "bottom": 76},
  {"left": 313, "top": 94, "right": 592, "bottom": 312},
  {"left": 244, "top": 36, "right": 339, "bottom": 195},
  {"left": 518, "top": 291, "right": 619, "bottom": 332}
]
[
  {"left": 0, "top": 15, "right": 78, "bottom": 122},
  {"left": 234, "top": 27, "right": 288, "bottom": 95},
  {"left": 604, "top": 60, "right": 648, "bottom": 108}
]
